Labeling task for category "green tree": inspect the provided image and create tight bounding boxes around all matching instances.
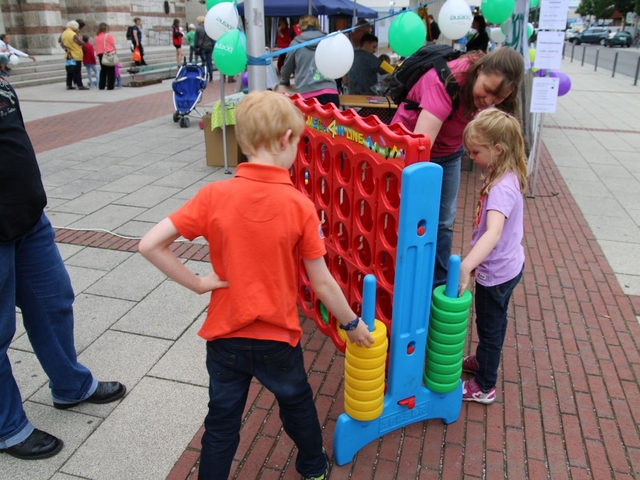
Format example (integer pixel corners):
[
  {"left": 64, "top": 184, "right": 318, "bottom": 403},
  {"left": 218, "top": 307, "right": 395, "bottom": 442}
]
[
  {"left": 576, "top": 0, "right": 596, "bottom": 17},
  {"left": 614, "top": 0, "right": 635, "bottom": 24},
  {"left": 593, "top": 0, "right": 614, "bottom": 19}
]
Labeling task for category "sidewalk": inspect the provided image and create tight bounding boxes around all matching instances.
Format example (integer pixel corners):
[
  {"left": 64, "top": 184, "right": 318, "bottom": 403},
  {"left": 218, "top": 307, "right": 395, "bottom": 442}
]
[{"left": 2, "top": 56, "right": 640, "bottom": 480}]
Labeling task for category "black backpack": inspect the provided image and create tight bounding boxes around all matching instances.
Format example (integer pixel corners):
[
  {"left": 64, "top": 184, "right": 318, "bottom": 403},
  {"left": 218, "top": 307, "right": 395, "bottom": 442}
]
[
  {"left": 126, "top": 25, "right": 134, "bottom": 41},
  {"left": 386, "top": 44, "right": 462, "bottom": 112}
]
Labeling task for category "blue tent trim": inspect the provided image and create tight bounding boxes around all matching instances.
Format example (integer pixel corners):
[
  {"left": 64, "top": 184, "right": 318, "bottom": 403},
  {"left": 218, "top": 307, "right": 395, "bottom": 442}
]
[{"left": 236, "top": 0, "right": 378, "bottom": 18}]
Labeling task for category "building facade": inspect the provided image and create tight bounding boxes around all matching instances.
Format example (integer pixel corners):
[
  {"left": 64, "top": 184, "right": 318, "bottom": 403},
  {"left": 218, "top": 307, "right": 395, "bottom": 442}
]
[{"left": 0, "top": 0, "right": 191, "bottom": 54}]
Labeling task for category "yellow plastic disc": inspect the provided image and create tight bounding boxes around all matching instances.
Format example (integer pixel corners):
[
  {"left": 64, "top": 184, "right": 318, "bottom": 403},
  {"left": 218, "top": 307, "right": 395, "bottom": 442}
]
[
  {"left": 345, "top": 349, "right": 386, "bottom": 370},
  {"left": 346, "top": 338, "right": 388, "bottom": 359},
  {"left": 344, "top": 390, "right": 384, "bottom": 412},
  {"left": 344, "top": 370, "right": 385, "bottom": 391},
  {"left": 344, "top": 381, "right": 385, "bottom": 401},
  {"left": 344, "top": 359, "right": 386, "bottom": 380},
  {"left": 344, "top": 402, "right": 384, "bottom": 421}
]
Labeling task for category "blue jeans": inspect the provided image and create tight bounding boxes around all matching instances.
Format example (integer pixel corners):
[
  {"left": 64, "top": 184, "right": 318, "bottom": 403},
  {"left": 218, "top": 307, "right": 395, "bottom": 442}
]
[
  {"left": 85, "top": 63, "right": 99, "bottom": 87},
  {"left": 0, "top": 213, "right": 97, "bottom": 449},
  {"left": 200, "top": 50, "right": 213, "bottom": 81},
  {"left": 430, "top": 147, "right": 464, "bottom": 289},
  {"left": 189, "top": 45, "right": 195, "bottom": 63},
  {"left": 200, "top": 339, "right": 326, "bottom": 480},
  {"left": 473, "top": 266, "right": 524, "bottom": 392}
]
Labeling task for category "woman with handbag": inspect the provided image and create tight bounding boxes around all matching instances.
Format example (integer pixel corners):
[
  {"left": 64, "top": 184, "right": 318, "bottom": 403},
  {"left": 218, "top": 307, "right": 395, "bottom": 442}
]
[{"left": 95, "top": 22, "right": 117, "bottom": 90}]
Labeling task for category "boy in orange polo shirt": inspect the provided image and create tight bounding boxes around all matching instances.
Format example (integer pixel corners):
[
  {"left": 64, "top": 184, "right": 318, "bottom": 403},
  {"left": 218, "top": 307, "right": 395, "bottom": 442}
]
[{"left": 139, "top": 91, "right": 373, "bottom": 480}]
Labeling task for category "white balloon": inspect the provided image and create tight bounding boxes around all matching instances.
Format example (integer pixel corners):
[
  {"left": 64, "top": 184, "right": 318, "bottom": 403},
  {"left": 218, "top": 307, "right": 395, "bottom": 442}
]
[
  {"left": 204, "top": 2, "right": 238, "bottom": 41},
  {"left": 438, "top": 0, "right": 473, "bottom": 40},
  {"left": 9, "top": 54, "right": 19, "bottom": 65},
  {"left": 501, "top": 18, "right": 512, "bottom": 36},
  {"left": 315, "top": 33, "right": 353, "bottom": 80},
  {"left": 490, "top": 27, "right": 506, "bottom": 44}
]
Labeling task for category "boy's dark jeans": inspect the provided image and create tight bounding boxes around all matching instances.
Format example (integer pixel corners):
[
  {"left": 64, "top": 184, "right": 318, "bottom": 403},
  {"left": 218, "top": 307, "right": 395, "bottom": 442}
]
[
  {"left": 199, "top": 338, "right": 326, "bottom": 480},
  {"left": 473, "top": 266, "right": 524, "bottom": 392}
]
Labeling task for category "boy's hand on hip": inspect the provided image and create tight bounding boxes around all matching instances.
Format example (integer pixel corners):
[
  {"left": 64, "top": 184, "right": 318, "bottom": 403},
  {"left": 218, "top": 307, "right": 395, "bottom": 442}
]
[
  {"left": 197, "top": 272, "right": 229, "bottom": 294},
  {"left": 346, "top": 319, "right": 374, "bottom": 348}
]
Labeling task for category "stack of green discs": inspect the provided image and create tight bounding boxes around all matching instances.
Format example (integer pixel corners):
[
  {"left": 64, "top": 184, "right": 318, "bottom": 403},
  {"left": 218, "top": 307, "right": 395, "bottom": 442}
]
[{"left": 423, "top": 285, "right": 472, "bottom": 393}]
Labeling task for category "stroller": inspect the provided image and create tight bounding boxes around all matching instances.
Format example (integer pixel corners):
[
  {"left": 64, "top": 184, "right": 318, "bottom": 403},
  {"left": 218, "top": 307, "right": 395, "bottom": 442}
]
[{"left": 172, "top": 61, "right": 207, "bottom": 128}]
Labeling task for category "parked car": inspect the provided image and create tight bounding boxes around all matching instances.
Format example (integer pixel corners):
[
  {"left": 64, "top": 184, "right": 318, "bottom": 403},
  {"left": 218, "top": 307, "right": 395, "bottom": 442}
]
[
  {"left": 604, "top": 31, "right": 633, "bottom": 47},
  {"left": 573, "top": 28, "right": 610, "bottom": 45},
  {"left": 565, "top": 29, "right": 580, "bottom": 41}
]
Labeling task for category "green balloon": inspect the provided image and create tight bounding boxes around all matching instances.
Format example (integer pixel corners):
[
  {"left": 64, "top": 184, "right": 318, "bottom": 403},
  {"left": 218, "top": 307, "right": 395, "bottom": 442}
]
[
  {"left": 481, "top": 0, "right": 515, "bottom": 25},
  {"left": 206, "top": 0, "right": 233, "bottom": 10},
  {"left": 530, "top": 0, "right": 539, "bottom": 7},
  {"left": 214, "top": 29, "right": 247, "bottom": 76},
  {"left": 527, "top": 23, "right": 534, "bottom": 38},
  {"left": 388, "top": 12, "right": 426, "bottom": 58}
]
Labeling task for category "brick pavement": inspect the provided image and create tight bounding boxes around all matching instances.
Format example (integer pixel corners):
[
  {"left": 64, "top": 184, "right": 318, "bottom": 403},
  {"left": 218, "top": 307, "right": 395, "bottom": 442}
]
[{"left": 35, "top": 83, "right": 640, "bottom": 479}]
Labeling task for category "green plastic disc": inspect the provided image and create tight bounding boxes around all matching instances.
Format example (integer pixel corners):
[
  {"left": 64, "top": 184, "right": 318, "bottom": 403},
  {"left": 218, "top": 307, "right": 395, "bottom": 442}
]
[
  {"left": 425, "top": 357, "right": 463, "bottom": 375},
  {"left": 426, "top": 347, "right": 463, "bottom": 366},
  {"left": 424, "top": 375, "right": 460, "bottom": 394},
  {"left": 430, "top": 302, "right": 469, "bottom": 324},
  {"left": 424, "top": 368, "right": 462, "bottom": 384},
  {"left": 432, "top": 285, "right": 472, "bottom": 312},
  {"left": 429, "top": 317, "right": 468, "bottom": 335},
  {"left": 427, "top": 326, "right": 468, "bottom": 345},
  {"left": 427, "top": 337, "right": 466, "bottom": 356}
]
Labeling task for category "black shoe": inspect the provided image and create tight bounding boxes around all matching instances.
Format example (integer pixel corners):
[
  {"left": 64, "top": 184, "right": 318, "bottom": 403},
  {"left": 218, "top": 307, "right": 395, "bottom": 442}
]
[
  {"left": 227, "top": 77, "right": 236, "bottom": 83},
  {"left": 53, "top": 381, "right": 126, "bottom": 410},
  {"left": 77, "top": 86, "right": 90, "bottom": 90},
  {"left": 1, "top": 429, "right": 63, "bottom": 460},
  {"left": 66, "top": 86, "right": 75, "bottom": 90}
]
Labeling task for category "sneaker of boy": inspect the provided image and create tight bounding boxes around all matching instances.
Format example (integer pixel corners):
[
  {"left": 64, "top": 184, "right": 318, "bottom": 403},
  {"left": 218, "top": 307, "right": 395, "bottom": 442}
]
[
  {"left": 302, "top": 449, "right": 329, "bottom": 480},
  {"left": 462, "top": 377, "right": 496, "bottom": 404},
  {"left": 462, "top": 355, "right": 480, "bottom": 374}
]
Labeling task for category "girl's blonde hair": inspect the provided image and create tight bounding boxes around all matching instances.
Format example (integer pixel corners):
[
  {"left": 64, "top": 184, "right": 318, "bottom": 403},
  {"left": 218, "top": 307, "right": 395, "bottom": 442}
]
[
  {"left": 463, "top": 108, "right": 528, "bottom": 195},
  {"left": 235, "top": 91, "right": 304, "bottom": 157}
]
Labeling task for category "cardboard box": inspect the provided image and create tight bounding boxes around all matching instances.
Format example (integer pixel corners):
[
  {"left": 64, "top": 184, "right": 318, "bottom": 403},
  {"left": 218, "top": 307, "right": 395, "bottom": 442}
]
[{"left": 203, "top": 113, "right": 245, "bottom": 167}]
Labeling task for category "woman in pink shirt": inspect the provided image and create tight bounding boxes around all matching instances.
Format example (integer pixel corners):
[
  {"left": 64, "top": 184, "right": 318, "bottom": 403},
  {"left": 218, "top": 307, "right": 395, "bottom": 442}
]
[
  {"left": 94, "top": 22, "right": 116, "bottom": 90},
  {"left": 392, "top": 48, "right": 523, "bottom": 290}
]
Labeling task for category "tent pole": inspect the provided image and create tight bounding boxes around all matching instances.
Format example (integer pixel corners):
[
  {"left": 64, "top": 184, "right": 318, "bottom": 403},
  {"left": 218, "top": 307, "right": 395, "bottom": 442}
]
[
  {"left": 309, "top": 0, "right": 312, "bottom": 15},
  {"left": 246, "top": 0, "right": 267, "bottom": 92}
]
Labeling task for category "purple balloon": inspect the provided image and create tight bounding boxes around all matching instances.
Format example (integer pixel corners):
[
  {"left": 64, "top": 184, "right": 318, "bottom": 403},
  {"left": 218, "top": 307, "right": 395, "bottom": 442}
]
[
  {"left": 241, "top": 71, "right": 248, "bottom": 88},
  {"left": 548, "top": 70, "right": 572, "bottom": 96}
]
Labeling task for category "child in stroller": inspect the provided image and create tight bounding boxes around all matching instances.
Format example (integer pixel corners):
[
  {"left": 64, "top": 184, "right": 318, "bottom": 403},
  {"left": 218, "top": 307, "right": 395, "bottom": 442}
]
[{"left": 172, "top": 60, "right": 207, "bottom": 128}]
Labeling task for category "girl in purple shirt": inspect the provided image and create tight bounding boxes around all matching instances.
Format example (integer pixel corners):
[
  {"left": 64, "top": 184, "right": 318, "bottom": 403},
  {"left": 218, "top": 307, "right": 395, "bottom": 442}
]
[{"left": 458, "top": 108, "right": 528, "bottom": 404}]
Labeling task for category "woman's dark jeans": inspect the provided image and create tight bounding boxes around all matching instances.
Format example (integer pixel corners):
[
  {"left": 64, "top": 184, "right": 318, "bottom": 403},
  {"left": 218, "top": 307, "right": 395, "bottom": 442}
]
[{"left": 98, "top": 54, "right": 115, "bottom": 90}]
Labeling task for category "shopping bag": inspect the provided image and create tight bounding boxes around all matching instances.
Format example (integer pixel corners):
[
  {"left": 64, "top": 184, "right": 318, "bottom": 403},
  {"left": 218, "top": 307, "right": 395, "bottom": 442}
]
[{"left": 132, "top": 47, "right": 141, "bottom": 63}]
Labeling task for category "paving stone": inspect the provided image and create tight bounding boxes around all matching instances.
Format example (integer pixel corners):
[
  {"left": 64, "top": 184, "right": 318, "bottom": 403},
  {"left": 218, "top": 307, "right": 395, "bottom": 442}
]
[
  {"left": 152, "top": 169, "right": 210, "bottom": 188},
  {"left": 65, "top": 247, "right": 133, "bottom": 271},
  {"left": 56, "top": 243, "right": 85, "bottom": 261},
  {"left": 67, "top": 204, "right": 147, "bottom": 231},
  {"left": 44, "top": 211, "right": 85, "bottom": 228},
  {"left": 583, "top": 214, "right": 640, "bottom": 243},
  {"left": 0, "top": 402, "right": 101, "bottom": 480},
  {"left": 6, "top": 349, "right": 49, "bottom": 401},
  {"left": 46, "top": 179, "right": 112, "bottom": 201},
  {"left": 65, "top": 265, "right": 108, "bottom": 294},
  {"left": 60, "top": 377, "right": 207, "bottom": 480},
  {"left": 113, "top": 185, "right": 182, "bottom": 209},
  {"left": 133, "top": 198, "right": 185, "bottom": 223},
  {"left": 97, "top": 174, "right": 158, "bottom": 194},
  {"left": 54, "top": 190, "right": 126, "bottom": 215},
  {"left": 113, "top": 279, "right": 209, "bottom": 340},
  {"left": 85, "top": 253, "right": 167, "bottom": 302},
  {"left": 42, "top": 168, "right": 92, "bottom": 188},
  {"left": 113, "top": 220, "right": 155, "bottom": 238}
]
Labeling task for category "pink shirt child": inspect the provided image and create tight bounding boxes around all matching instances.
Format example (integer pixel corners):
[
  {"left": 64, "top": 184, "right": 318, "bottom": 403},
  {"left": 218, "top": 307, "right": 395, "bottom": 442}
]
[
  {"left": 114, "top": 63, "right": 122, "bottom": 78},
  {"left": 392, "top": 57, "right": 475, "bottom": 158}
]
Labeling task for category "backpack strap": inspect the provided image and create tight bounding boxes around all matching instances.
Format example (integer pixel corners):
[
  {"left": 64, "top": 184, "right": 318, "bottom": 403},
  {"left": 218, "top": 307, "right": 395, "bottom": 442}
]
[{"left": 403, "top": 55, "right": 461, "bottom": 117}]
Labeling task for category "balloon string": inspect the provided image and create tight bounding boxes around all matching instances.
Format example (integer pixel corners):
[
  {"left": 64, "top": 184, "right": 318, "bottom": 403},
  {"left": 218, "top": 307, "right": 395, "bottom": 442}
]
[{"left": 251, "top": 0, "right": 442, "bottom": 62}]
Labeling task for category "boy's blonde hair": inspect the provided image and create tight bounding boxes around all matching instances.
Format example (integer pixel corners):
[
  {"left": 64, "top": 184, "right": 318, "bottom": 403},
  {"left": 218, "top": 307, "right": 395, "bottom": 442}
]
[
  {"left": 235, "top": 91, "right": 305, "bottom": 158},
  {"left": 463, "top": 108, "right": 528, "bottom": 195}
]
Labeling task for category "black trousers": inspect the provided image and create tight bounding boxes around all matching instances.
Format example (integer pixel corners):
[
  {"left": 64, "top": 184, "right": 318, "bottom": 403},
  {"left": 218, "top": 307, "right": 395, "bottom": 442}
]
[
  {"left": 66, "top": 61, "right": 83, "bottom": 87},
  {"left": 98, "top": 54, "right": 116, "bottom": 90}
]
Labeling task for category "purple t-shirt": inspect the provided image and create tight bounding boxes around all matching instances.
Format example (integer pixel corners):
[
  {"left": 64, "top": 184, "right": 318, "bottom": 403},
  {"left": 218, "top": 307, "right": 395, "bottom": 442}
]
[{"left": 471, "top": 171, "right": 525, "bottom": 287}]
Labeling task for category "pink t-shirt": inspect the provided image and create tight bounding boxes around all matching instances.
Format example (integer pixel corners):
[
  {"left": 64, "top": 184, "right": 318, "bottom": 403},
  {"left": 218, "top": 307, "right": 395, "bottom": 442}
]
[
  {"left": 392, "top": 57, "right": 474, "bottom": 158},
  {"left": 94, "top": 33, "right": 116, "bottom": 55}
]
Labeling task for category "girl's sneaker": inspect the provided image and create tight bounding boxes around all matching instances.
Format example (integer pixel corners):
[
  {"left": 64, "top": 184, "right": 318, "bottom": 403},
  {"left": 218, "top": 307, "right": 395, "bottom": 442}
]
[
  {"left": 462, "top": 377, "right": 496, "bottom": 404},
  {"left": 462, "top": 355, "right": 480, "bottom": 374}
]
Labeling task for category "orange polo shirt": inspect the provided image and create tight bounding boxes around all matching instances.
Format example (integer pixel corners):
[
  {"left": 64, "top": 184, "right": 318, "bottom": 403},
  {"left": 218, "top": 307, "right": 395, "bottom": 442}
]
[{"left": 169, "top": 162, "right": 326, "bottom": 346}]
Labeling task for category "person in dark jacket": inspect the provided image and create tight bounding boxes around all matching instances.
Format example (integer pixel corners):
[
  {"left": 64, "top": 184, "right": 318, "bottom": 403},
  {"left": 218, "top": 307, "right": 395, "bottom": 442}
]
[
  {"left": 427, "top": 15, "right": 441, "bottom": 43},
  {"left": 466, "top": 15, "right": 490, "bottom": 52},
  {"left": 0, "top": 70, "right": 126, "bottom": 461},
  {"left": 195, "top": 15, "right": 214, "bottom": 82},
  {"left": 131, "top": 17, "right": 147, "bottom": 65}
]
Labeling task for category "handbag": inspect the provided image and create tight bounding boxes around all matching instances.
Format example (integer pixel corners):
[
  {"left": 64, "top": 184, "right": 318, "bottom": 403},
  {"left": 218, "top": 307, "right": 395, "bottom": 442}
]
[
  {"left": 102, "top": 34, "right": 118, "bottom": 67},
  {"left": 132, "top": 46, "right": 141, "bottom": 63}
]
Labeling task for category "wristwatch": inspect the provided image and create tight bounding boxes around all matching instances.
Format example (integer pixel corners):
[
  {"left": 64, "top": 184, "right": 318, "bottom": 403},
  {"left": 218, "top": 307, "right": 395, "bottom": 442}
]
[{"left": 339, "top": 316, "right": 360, "bottom": 331}]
